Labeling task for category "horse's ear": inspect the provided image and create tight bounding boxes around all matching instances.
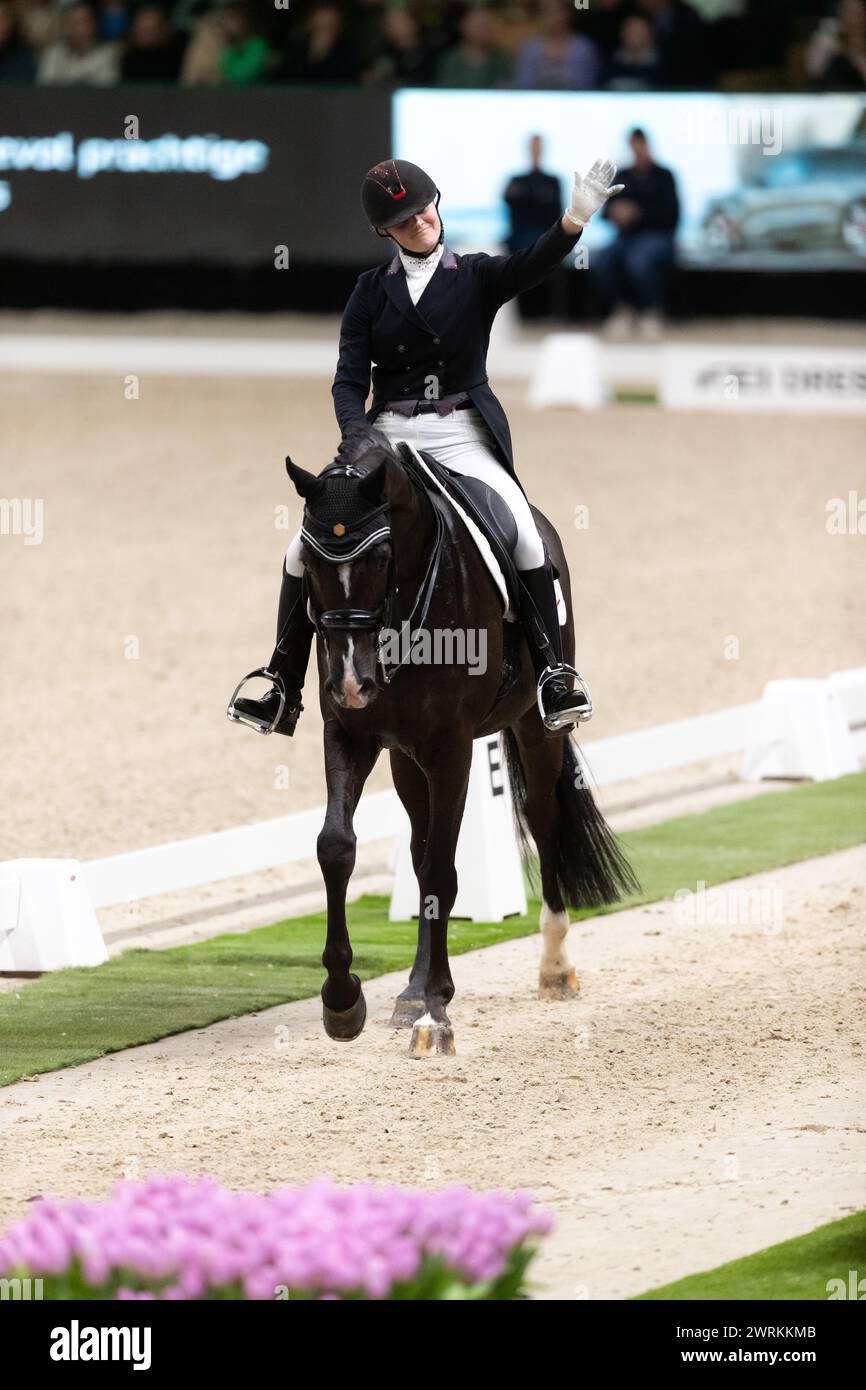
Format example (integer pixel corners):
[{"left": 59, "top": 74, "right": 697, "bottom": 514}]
[
  {"left": 382, "top": 454, "right": 415, "bottom": 511},
  {"left": 358, "top": 457, "right": 387, "bottom": 503},
  {"left": 286, "top": 457, "right": 322, "bottom": 498}
]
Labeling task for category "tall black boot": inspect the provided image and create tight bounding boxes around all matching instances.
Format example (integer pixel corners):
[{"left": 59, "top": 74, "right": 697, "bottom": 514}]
[
  {"left": 518, "top": 562, "right": 593, "bottom": 733},
  {"left": 227, "top": 569, "right": 315, "bottom": 736}
]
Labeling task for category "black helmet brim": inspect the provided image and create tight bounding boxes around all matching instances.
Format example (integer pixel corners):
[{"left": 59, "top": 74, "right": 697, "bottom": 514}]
[
  {"left": 361, "top": 159, "right": 439, "bottom": 232},
  {"left": 374, "top": 191, "right": 438, "bottom": 230}
]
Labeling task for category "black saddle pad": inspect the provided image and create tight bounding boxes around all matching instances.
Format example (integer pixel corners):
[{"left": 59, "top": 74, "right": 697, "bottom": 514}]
[{"left": 394, "top": 442, "right": 522, "bottom": 616}]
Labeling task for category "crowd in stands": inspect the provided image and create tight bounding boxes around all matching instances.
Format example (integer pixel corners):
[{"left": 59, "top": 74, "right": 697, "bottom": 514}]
[{"left": 0, "top": 0, "right": 864, "bottom": 91}]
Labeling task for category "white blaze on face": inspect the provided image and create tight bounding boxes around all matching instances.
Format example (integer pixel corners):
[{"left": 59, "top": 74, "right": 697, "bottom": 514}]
[
  {"left": 341, "top": 635, "right": 366, "bottom": 707},
  {"left": 334, "top": 562, "right": 367, "bottom": 707}
]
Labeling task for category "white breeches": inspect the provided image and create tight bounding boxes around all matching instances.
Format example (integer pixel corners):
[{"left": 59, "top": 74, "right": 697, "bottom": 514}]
[{"left": 284, "top": 406, "right": 545, "bottom": 577}]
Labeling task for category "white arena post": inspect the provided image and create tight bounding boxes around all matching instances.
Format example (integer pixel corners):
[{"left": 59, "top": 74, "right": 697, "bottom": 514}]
[
  {"left": 528, "top": 333, "right": 606, "bottom": 410},
  {"left": 389, "top": 734, "right": 527, "bottom": 923},
  {"left": 741, "top": 678, "right": 860, "bottom": 783},
  {"left": 0, "top": 860, "right": 108, "bottom": 973}
]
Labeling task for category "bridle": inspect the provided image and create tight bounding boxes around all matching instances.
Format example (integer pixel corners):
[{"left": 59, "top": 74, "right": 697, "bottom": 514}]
[
  {"left": 306, "top": 549, "right": 395, "bottom": 637},
  {"left": 302, "top": 460, "right": 447, "bottom": 686}
]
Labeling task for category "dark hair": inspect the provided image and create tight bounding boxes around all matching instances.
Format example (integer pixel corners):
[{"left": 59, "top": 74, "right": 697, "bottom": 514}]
[{"left": 629, "top": 127, "right": 649, "bottom": 142}]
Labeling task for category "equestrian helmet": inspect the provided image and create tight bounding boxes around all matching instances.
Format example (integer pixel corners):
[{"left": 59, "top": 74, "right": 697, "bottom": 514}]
[{"left": 361, "top": 158, "right": 438, "bottom": 231}]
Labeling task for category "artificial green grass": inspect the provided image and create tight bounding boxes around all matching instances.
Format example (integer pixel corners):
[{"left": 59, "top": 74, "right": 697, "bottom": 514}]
[
  {"left": 634, "top": 1210, "right": 866, "bottom": 1301},
  {"left": 612, "top": 388, "right": 658, "bottom": 405},
  {"left": 0, "top": 771, "right": 863, "bottom": 1088},
  {"left": 0, "top": 908, "right": 529, "bottom": 1089},
  {"left": 589, "top": 768, "right": 866, "bottom": 913}
]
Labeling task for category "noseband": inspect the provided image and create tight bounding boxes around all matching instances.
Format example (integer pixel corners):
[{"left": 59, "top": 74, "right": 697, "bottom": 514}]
[
  {"left": 319, "top": 607, "right": 388, "bottom": 632},
  {"left": 312, "top": 552, "right": 396, "bottom": 638}
]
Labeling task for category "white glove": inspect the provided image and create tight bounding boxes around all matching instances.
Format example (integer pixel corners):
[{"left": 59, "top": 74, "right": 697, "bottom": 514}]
[{"left": 564, "top": 158, "right": 625, "bottom": 229}]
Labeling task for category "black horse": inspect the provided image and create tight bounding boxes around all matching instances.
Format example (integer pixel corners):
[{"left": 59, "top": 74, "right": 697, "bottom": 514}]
[{"left": 287, "top": 426, "right": 637, "bottom": 1058}]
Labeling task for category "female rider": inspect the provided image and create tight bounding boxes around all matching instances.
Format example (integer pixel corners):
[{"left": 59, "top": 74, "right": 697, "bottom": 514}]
[{"left": 229, "top": 155, "right": 623, "bottom": 737}]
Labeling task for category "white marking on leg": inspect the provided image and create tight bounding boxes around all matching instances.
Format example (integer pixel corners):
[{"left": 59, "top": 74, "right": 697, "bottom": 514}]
[{"left": 539, "top": 901, "right": 571, "bottom": 976}]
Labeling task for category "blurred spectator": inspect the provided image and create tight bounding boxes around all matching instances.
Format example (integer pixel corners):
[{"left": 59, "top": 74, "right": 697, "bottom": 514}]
[
  {"left": 364, "top": 5, "right": 435, "bottom": 86},
  {"left": 579, "top": 0, "right": 627, "bottom": 60},
  {"left": 0, "top": 0, "right": 36, "bottom": 78},
  {"left": 414, "top": 0, "right": 466, "bottom": 55},
  {"left": 605, "top": 12, "right": 663, "bottom": 88},
  {"left": 180, "top": 8, "right": 222, "bottom": 84},
  {"left": 99, "top": 0, "right": 129, "bottom": 43},
  {"left": 707, "top": 0, "right": 792, "bottom": 74},
  {"left": 217, "top": 2, "right": 269, "bottom": 85},
  {"left": 592, "top": 128, "right": 680, "bottom": 340},
  {"left": 807, "top": 0, "right": 866, "bottom": 89},
  {"left": 504, "top": 132, "right": 562, "bottom": 246},
  {"left": 514, "top": 0, "right": 601, "bottom": 89},
  {"left": 15, "top": 0, "right": 61, "bottom": 53},
  {"left": 636, "top": 0, "right": 713, "bottom": 87},
  {"left": 435, "top": 5, "right": 511, "bottom": 87},
  {"left": 503, "top": 133, "right": 565, "bottom": 317},
  {"left": 280, "top": 3, "right": 359, "bottom": 84},
  {"left": 37, "top": 1, "right": 120, "bottom": 83},
  {"left": 121, "top": 3, "right": 186, "bottom": 81},
  {"left": 688, "top": 0, "right": 744, "bottom": 14},
  {"left": 496, "top": 0, "right": 543, "bottom": 55},
  {"left": 11, "top": 0, "right": 832, "bottom": 92}
]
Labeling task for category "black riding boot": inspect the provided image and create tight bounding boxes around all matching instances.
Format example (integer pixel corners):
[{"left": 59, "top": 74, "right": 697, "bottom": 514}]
[
  {"left": 518, "top": 562, "right": 593, "bottom": 733},
  {"left": 227, "top": 569, "right": 315, "bottom": 736}
]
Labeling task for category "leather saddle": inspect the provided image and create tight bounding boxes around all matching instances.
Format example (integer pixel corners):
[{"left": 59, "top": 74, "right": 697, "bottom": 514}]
[{"left": 394, "top": 442, "right": 523, "bottom": 616}]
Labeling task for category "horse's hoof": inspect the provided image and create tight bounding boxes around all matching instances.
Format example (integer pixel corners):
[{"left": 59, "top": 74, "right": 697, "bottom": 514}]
[
  {"left": 389, "top": 996, "right": 426, "bottom": 1028},
  {"left": 322, "top": 985, "right": 367, "bottom": 1041},
  {"left": 408, "top": 1015, "right": 456, "bottom": 1059},
  {"left": 538, "top": 968, "right": 580, "bottom": 1001}
]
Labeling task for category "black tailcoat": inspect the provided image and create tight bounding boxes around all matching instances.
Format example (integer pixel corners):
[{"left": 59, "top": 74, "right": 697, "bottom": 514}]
[{"left": 331, "top": 219, "right": 581, "bottom": 497}]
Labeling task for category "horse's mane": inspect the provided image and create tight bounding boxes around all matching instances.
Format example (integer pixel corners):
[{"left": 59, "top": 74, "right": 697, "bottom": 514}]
[{"left": 331, "top": 422, "right": 398, "bottom": 472}]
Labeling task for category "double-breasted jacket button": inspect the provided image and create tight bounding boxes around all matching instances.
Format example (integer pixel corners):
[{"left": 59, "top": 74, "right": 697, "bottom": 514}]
[
  {"left": 397, "top": 344, "right": 406, "bottom": 353},
  {"left": 404, "top": 365, "right": 411, "bottom": 372},
  {"left": 437, "top": 360, "right": 445, "bottom": 367},
  {"left": 401, "top": 386, "right": 409, "bottom": 394},
  {"left": 432, "top": 337, "right": 441, "bottom": 345}
]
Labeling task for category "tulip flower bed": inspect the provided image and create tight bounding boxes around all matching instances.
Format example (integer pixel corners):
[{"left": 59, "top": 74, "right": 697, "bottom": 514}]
[{"left": 0, "top": 1176, "right": 551, "bottom": 1300}]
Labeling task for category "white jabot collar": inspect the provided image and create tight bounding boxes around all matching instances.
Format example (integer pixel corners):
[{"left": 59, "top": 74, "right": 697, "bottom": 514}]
[{"left": 397, "top": 241, "right": 445, "bottom": 304}]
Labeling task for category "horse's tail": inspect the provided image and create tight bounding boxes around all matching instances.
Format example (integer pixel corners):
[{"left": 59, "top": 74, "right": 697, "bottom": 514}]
[{"left": 500, "top": 728, "right": 639, "bottom": 910}]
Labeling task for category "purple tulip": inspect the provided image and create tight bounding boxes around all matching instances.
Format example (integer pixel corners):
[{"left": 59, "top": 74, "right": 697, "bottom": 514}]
[{"left": 0, "top": 1177, "right": 550, "bottom": 1300}]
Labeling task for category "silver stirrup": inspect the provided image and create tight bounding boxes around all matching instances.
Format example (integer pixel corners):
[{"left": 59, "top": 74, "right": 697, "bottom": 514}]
[
  {"left": 226, "top": 668, "right": 286, "bottom": 735},
  {"left": 536, "top": 664, "right": 594, "bottom": 731}
]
